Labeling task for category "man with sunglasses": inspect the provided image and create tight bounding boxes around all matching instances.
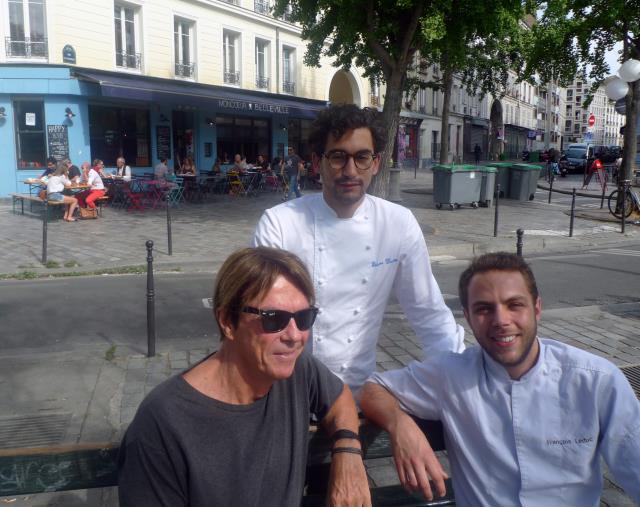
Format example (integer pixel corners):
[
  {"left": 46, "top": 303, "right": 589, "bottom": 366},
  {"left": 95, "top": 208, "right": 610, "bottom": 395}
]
[
  {"left": 254, "top": 104, "right": 464, "bottom": 395},
  {"left": 119, "top": 247, "right": 370, "bottom": 507}
]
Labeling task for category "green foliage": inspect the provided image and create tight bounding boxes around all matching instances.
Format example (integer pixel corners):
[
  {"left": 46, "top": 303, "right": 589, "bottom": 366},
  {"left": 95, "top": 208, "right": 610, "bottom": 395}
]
[
  {"left": 64, "top": 260, "right": 81, "bottom": 268},
  {"left": 44, "top": 260, "right": 60, "bottom": 269},
  {"left": 105, "top": 345, "right": 117, "bottom": 362}
]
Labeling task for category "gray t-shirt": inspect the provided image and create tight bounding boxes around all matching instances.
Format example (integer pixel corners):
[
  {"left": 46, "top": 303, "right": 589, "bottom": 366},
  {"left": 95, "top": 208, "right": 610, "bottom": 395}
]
[
  {"left": 118, "top": 352, "right": 343, "bottom": 507},
  {"left": 283, "top": 154, "right": 301, "bottom": 178}
]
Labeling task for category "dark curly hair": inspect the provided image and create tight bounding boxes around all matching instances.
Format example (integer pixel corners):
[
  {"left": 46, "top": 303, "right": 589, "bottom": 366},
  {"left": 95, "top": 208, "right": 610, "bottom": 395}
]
[
  {"left": 458, "top": 252, "right": 539, "bottom": 310},
  {"left": 308, "top": 104, "right": 387, "bottom": 156}
]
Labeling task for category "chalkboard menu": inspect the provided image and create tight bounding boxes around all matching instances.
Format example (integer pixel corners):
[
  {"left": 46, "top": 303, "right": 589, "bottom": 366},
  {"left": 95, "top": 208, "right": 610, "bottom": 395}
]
[
  {"left": 156, "top": 126, "right": 171, "bottom": 160},
  {"left": 47, "top": 125, "right": 69, "bottom": 161}
]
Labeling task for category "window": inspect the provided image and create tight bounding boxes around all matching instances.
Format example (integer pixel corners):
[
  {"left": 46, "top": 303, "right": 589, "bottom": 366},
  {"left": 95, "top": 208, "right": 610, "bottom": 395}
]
[
  {"left": 89, "top": 105, "right": 150, "bottom": 166},
  {"left": 174, "top": 17, "right": 194, "bottom": 78},
  {"left": 255, "top": 39, "right": 270, "bottom": 89},
  {"left": 223, "top": 30, "right": 240, "bottom": 84},
  {"left": 114, "top": 3, "right": 141, "bottom": 69},
  {"left": 6, "top": 0, "right": 47, "bottom": 58},
  {"left": 14, "top": 100, "right": 46, "bottom": 169},
  {"left": 282, "top": 46, "right": 295, "bottom": 93},
  {"left": 254, "top": 0, "right": 269, "bottom": 14},
  {"left": 216, "top": 115, "right": 270, "bottom": 162},
  {"left": 432, "top": 89, "right": 438, "bottom": 115}
]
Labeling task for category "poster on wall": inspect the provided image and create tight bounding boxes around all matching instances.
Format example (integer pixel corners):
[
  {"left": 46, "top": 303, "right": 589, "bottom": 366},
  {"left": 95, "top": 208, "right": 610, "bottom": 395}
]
[
  {"left": 47, "top": 124, "right": 70, "bottom": 161},
  {"left": 26, "top": 113, "right": 36, "bottom": 126},
  {"left": 156, "top": 126, "right": 171, "bottom": 160}
]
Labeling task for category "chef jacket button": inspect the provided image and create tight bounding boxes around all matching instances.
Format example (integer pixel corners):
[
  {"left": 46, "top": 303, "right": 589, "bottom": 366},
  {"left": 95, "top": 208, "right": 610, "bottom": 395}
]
[
  {"left": 353, "top": 308, "right": 360, "bottom": 315},
  {"left": 362, "top": 277, "right": 368, "bottom": 284},
  {"left": 317, "top": 308, "right": 323, "bottom": 314},
  {"left": 316, "top": 336, "right": 322, "bottom": 343},
  {"left": 318, "top": 279, "right": 324, "bottom": 286},
  {"left": 340, "top": 364, "right": 347, "bottom": 372},
  {"left": 318, "top": 245, "right": 325, "bottom": 251},
  {"left": 365, "top": 245, "right": 371, "bottom": 250},
  {"left": 364, "top": 215, "right": 369, "bottom": 220},
  {"left": 347, "top": 336, "right": 353, "bottom": 343}
]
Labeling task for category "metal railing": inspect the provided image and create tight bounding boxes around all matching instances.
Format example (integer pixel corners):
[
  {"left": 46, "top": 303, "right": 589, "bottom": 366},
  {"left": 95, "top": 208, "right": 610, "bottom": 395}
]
[
  {"left": 254, "top": 0, "right": 270, "bottom": 14},
  {"left": 116, "top": 52, "right": 142, "bottom": 70},
  {"left": 175, "top": 62, "right": 195, "bottom": 78},
  {"left": 283, "top": 81, "right": 295, "bottom": 94},
  {"left": 5, "top": 37, "right": 48, "bottom": 58},
  {"left": 256, "top": 76, "right": 270, "bottom": 89},
  {"left": 224, "top": 70, "right": 240, "bottom": 84}
]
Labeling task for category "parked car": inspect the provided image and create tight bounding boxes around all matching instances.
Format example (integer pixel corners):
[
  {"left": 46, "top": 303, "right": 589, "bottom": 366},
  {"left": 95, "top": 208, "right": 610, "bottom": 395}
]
[{"left": 562, "top": 143, "right": 589, "bottom": 173}]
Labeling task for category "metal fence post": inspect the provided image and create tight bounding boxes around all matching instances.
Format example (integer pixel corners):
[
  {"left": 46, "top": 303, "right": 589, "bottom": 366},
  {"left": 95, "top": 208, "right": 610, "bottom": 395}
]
[
  {"left": 516, "top": 228, "right": 524, "bottom": 257},
  {"left": 569, "top": 188, "right": 576, "bottom": 237},
  {"left": 621, "top": 180, "right": 628, "bottom": 234},
  {"left": 600, "top": 183, "right": 606, "bottom": 209},
  {"left": 42, "top": 200, "right": 48, "bottom": 264},
  {"left": 146, "top": 240, "right": 156, "bottom": 357},
  {"left": 548, "top": 172, "right": 554, "bottom": 204},
  {"left": 493, "top": 184, "right": 500, "bottom": 238},
  {"left": 166, "top": 197, "right": 173, "bottom": 256}
]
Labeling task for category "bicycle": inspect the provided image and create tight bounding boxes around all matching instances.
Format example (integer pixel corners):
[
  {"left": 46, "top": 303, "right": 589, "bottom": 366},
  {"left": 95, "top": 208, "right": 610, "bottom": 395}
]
[{"left": 607, "top": 184, "right": 640, "bottom": 219}]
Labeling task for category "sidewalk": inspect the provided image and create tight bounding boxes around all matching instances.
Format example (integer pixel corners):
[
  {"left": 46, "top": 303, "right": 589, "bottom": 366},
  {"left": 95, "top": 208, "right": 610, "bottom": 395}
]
[{"left": 1, "top": 167, "right": 638, "bottom": 506}]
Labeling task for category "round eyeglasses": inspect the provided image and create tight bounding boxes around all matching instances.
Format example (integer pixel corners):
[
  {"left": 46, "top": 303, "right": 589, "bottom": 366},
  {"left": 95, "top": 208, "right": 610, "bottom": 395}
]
[{"left": 323, "top": 150, "right": 378, "bottom": 172}]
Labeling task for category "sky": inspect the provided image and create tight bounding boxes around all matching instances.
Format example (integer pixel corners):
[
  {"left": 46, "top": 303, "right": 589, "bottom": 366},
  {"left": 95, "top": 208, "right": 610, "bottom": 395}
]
[{"left": 604, "top": 42, "right": 624, "bottom": 74}]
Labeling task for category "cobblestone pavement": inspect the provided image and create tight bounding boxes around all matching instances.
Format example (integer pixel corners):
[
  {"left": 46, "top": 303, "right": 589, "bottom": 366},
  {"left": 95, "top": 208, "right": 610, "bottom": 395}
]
[{"left": 1, "top": 167, "right": 639, "bottom": 506}]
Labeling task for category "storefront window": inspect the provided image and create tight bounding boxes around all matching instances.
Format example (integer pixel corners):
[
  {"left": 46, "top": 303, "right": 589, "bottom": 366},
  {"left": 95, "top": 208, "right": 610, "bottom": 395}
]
[
  {"left": 14, "top": 100, "right": 46, "bottom": 169},
  {"left": 89, "top": 105, "right": 150, "bottom": 166},
  {"left": 216, "top": 115, "right": 270, "bottom": 163},
  {"left": 287, "top": 118, "right": 312, "bottom": 160}
]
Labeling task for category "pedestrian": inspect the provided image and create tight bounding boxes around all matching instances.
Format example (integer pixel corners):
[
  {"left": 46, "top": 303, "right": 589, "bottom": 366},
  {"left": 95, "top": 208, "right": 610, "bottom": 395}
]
[
  {"left": 282, "top": 146, "right": 302, "bottom": 200},
  {"left": 253, "top": 104, "right": 464, "bottom": 395},
  {"left": 360, "top": 252, "right": 640, "bottom": 506},
  {"left": 581, "top": 157, "right": 602, "bottom": 190},
  {"left": 473, "top": 143, "right": 481, "bottom": 165}
]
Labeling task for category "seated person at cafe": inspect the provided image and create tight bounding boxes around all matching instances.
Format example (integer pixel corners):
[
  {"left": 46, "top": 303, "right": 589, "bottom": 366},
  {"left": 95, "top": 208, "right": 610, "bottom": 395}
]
[
  {"left": 255, "top": 154, "right": 270, "bottom": 173},
  {"left": 76, "top": 161, "right": 106, "bottom": 210},
  {"left": 63, "top": 158, "right": 82, "bottom": 183},
  {"left": 232, "top": 153, "right": 248, "bottom": 173},
  {"left": 118, "top": 246, "right": 370, "bottom": 507},
  {"left": 360, "top": 252, "right": 640, "bottom": 506},
  {"left": 211, "top": 157, "right": 222, "bottom": 174},
  {"left": 39, "top": 156, "right": 57, "bottom": 179},
  {"left": 154, "top": 157, "right": 170, "bottom": 180},
  {"left": 115, "top": 157, "right": 132, "bottom": 181},
  {"left": 180, "top": 156, "right": 197, "bottom": 175},
  {"left": 46, "top": 161, "right": 79, "bottom": 222}
]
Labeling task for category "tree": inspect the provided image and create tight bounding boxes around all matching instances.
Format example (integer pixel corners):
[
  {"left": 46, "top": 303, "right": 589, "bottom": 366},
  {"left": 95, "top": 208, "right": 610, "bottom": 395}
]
[
  {"left": 273, "top": 0, "right": 530, "bottom": 196},
  {"left": 524, "top": 0, "right": 640, "bottom": 181}
]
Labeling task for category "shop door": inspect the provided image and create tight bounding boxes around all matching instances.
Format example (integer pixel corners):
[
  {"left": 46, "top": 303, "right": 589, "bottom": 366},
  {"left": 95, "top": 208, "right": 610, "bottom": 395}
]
[{"left": 172, "top": 110, "right": 195, "bottom": 170}]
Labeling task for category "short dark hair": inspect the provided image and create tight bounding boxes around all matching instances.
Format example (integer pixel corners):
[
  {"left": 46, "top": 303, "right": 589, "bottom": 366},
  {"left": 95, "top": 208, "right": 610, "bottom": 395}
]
[
  {"left": 213, "top": 247, "right": 315, "bottom": 340},
  {"left": 47, "top": 156, "right": 57, "bottom": 166},
  {"left": 308, "top": 104, "right": 387, "bottom": 156},
  {"left": 458, "top": 252, "right": 539, "bottom": 309}
]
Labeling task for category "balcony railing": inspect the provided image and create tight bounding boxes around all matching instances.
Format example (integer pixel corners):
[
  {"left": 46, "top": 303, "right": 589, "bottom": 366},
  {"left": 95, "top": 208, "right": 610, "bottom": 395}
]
[
  {"left": 224, "top": 70, "right": 240, "bottom": 85},
  {"left": 256, "top": 76, "right": 270, "bottom": 89},
  {"left": 283, "top": 81, "right": 295, "bottom": 94},
  {"left": 370, "top": 94, "right": 380, "bottom": 106},
  {"left": 5, "top": 37, "right": 48, "bottom": 58},
  {"left": 254, "top": 0, "right": 270, "bottom": 14},
  {"left": 175, "top": 62, "right": 195, "bottom": 78},
  {"left": 116, "top": 52, "right": 142, "bottom": 70}
]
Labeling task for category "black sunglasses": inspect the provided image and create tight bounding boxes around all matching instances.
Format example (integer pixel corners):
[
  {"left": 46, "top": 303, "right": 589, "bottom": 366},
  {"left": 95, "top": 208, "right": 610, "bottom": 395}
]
[{"left": 242, "top": 306, "right": 318, "bottom": 333}]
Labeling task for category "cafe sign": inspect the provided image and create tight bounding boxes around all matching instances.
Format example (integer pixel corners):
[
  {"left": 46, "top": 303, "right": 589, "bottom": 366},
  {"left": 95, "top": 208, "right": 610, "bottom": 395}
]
[{"left": 217, "top": 99, "right": 290, "bottom": 115}]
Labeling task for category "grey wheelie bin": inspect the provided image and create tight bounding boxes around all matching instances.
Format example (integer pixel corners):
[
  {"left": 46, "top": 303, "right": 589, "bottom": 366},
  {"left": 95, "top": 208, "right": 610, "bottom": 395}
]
[
  {"left": 509, "top": 163, "right": 542, "bottom": 200},
  {"left": 478, "top": 166, "right": 497, "bottom": 207},
  {"left": 485, "top": 162, "right": 512, "bottom": 197},
  {"left": 432, "top": 165, "right": 482, "bottom": 209}
]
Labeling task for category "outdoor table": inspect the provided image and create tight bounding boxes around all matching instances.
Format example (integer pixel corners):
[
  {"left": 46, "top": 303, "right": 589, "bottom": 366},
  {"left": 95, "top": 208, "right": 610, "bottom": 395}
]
[{"left": 23, "top": 179, "right": 44, "bottom": 196}]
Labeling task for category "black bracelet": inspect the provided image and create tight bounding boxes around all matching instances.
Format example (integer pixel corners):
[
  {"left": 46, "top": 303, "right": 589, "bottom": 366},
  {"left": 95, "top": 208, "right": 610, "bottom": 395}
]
[
  {"left": 331, "top": 446, "right": 363, "bottom": 457},
  {"left": 331, "top": 429, "right": 360, "bottom": 443}
]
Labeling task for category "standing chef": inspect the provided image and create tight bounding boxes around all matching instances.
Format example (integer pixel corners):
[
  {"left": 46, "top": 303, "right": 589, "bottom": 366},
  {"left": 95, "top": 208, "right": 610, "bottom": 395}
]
[{"left": 253, "top": 104, "right": 464, "bottom": 395}]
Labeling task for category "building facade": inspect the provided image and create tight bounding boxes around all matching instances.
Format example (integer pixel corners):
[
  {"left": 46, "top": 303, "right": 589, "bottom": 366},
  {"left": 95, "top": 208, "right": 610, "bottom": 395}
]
[{"left": 0, "top": 0, "right": 377, "bottom": 197}]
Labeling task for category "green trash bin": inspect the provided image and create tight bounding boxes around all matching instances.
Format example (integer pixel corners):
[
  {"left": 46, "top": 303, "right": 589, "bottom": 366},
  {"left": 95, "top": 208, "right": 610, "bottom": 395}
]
[
  {"left": 509, "top": 164, "right": 542, "bottom": 200},
  {"left": 478, "top": 166, "right": 497, "bottom": 207},
  {"left": 485, "top": 162, "right": 512, "bottom": 198},
  {"left": 432, "top": 165, "right": 482, "bottom": 209},
  {"left": 529, "top": 151, "right": 540, "bottom": 162}
]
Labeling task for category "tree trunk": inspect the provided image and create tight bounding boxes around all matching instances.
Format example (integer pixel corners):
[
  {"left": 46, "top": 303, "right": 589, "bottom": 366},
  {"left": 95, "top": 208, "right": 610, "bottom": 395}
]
[
  {"left": 621, "top": 78, "right": 639, "bottom": 182},
  {"left": 369, "top": 71, "right": 404, "bottom": 198},
  {"left": 439, "top": 66, "right": 454, "bottom": 164}
]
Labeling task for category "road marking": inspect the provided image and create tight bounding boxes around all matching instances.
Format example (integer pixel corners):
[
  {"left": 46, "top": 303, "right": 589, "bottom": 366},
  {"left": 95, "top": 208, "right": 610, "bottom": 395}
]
[{"left": 591, "top": 248, "right": 640, "bottom": 257}]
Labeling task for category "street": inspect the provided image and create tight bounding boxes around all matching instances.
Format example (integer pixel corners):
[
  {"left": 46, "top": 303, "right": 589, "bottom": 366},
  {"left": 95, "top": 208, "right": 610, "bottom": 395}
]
[{"left": 2, "top": 242, "right": 639, "bottom": 357}]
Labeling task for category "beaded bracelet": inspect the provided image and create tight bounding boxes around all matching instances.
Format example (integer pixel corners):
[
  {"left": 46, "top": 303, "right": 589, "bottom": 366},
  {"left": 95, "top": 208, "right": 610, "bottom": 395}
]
[{"left": 331, "top": 446, "right": 363, "bottom": 457}]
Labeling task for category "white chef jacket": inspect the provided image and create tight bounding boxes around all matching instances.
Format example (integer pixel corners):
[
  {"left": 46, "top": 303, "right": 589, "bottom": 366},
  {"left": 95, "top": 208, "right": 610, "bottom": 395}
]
[
  {"left": 368, "top": 338, "right": 640, "bottom": 507},
  {"left": 253, "top": 193, "right": 464, "bottom": 391}
]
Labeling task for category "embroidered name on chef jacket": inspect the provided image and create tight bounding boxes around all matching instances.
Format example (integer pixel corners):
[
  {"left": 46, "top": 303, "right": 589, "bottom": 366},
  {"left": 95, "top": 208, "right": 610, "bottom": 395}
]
[
  {"left": 371, "top": 258, "right": 398, "bottom": 268},
  {"left": 546, "top": 436, "right": 595, "bottom": 446}
]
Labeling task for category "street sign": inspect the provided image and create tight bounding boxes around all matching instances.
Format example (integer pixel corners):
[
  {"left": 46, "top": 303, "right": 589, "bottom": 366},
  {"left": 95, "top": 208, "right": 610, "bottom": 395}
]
[{"left": 588, "top": 113, "right": 596, "bottom": 127}]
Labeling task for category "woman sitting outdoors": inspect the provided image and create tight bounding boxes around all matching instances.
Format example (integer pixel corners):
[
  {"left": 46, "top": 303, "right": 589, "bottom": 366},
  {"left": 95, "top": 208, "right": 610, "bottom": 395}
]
[
  {"left": 181, "top": 156, "right": 197, "bottom": 175},
  {"left": 46, "top": 161, "right": 79, "bottom": 222},
  {"left": 76, "top": 160, "right": 106, "bottom": 211}
]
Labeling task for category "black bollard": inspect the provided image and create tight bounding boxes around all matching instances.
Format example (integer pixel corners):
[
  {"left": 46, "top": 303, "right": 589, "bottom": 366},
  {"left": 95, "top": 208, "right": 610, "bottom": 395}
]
[
  {"left": 493, "top": 184, "right": 500, "bottom": 237},
  {"left": 42, "top": 200, "right": 48, "bottom": 264},
  {"left": 621, "top": 180, "right": 628, "bottom": 234},
  {"left": 569, "top": 188, "right": 576, "bottom": 237},
  {"left": 548, "top": 171, "right": 554, "bottom": 204},
  {"left": 516, "top": 228, "right": 524, "bottom": 257},
  {"left": 146, "top": 240, "right": 156, "bottom": 357},
  {"left": 600, "top": 183, "right": 606, "bottom": 209},
  {"left": 166, "top": 197, "right": 173, "bottom": 256}
]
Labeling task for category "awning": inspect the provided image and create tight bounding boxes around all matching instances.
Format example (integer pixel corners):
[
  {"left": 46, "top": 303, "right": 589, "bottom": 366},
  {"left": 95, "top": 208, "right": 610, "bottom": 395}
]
[{"left": 73, "top": 69, "right": 327, "bottom": 119}]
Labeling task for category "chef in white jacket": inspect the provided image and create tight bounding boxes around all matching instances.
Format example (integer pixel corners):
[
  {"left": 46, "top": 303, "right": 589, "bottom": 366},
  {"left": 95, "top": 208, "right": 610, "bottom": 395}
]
[{"left": 253, "top": 104, "right": 464, "bottom": 394}]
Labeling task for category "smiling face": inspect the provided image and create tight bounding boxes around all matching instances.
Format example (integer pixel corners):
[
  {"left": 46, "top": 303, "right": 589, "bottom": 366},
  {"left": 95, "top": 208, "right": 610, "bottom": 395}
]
[
  {"left": 319, "top": 127, "right": 380, "bottom": 218},
  {"left": 220, "top": 275, "right": 310, "bottom": 387},
  {"left": 464, "top": 270, "right": 541, "bottom": 380}
]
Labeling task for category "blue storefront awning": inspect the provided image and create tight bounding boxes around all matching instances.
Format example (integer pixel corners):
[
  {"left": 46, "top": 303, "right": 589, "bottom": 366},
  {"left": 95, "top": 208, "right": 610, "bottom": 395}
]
[{"left": 73, "top": 69, "right": 327, "bottom": 119}]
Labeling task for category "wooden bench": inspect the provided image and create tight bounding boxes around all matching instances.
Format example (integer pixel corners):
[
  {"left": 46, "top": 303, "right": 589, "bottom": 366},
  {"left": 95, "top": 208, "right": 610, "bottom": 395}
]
[
  {"left": 11, "top": 193, "right": 110, "bottom": 217},
  {"left": 0, "top": 418, "right": 455, "bottom": 506}
]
